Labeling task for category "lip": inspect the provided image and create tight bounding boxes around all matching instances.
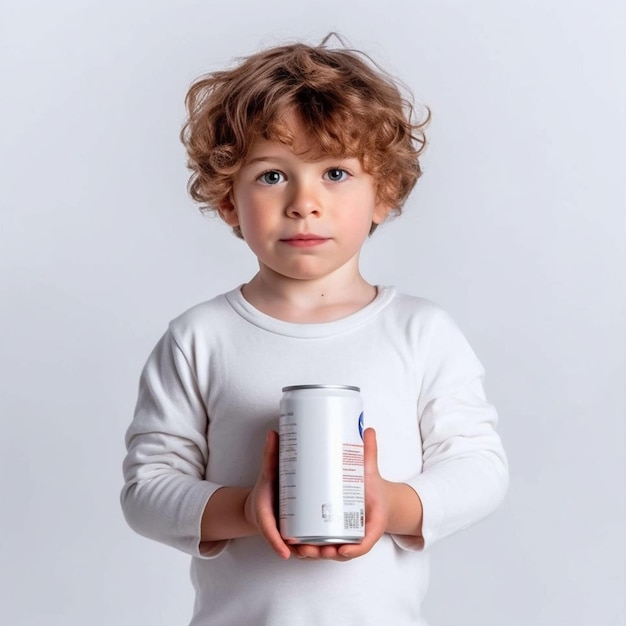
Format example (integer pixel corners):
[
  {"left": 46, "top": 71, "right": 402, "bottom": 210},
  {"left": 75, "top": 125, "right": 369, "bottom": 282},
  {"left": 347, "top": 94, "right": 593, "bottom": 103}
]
[{"left": 280, "top": 234, "right": 330, "bottom": 248}]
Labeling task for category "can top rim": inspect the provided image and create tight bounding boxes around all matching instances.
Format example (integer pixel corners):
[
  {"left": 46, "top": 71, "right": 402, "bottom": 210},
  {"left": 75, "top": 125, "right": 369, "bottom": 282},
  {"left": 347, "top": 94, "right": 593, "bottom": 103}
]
[{"left": 282, "top": 384, "right": 360, "bottom": 392}]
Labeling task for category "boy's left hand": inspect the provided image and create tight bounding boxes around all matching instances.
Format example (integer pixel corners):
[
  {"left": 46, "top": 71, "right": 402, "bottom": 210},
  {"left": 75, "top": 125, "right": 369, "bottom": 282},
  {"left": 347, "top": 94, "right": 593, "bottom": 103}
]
[{"left": 290, "top": 428, "right": 391, "bottom": 561}]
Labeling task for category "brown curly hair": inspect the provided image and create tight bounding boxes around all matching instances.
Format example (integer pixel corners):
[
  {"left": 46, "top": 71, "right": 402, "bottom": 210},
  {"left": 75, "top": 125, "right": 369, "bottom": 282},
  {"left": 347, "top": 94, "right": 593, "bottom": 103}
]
[{"left": 180, "top": 36, "right": 429, "bottom": 237}]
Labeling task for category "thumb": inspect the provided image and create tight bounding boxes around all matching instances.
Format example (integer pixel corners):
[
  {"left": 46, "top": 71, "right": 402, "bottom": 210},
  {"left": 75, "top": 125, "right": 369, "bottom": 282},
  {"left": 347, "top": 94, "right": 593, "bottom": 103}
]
[
  {"left": 262, "top": 430, "right": 279, "bottom": 476},
  {"left": 363, "top": 427, "right": 379, "bottom": 475}
]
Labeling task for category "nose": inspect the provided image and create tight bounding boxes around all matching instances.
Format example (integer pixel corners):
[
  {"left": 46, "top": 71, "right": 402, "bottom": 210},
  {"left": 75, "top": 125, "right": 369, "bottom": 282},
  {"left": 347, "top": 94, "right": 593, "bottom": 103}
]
[{"left": 285, "top": 180, "right": 322, "bottom": 219}]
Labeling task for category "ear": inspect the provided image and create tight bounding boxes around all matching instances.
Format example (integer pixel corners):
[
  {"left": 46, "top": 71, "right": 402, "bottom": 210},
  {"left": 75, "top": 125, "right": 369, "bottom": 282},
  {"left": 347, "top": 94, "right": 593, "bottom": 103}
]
[
  {"left": 372, "top": 200, "right": 393, "bottom": 225},
  {"left": 218, "top": 194, "right": 240, "bottom": 227}
]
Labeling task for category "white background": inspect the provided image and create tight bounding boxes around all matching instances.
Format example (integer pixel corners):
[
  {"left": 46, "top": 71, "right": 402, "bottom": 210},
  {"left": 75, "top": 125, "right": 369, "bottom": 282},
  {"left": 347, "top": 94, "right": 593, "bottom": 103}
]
[{"left": 1, "top": 0, "right": 624, "bottom": 624}]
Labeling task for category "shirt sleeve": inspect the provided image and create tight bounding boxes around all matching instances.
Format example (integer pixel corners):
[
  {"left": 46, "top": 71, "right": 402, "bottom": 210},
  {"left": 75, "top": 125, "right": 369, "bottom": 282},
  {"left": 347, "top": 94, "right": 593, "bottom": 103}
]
[
  {"left": 120, "top": 328, "right": 228, "bottom": 558},
  {"left": 393, "top": 309, "right": 509, "bottom": 551}
]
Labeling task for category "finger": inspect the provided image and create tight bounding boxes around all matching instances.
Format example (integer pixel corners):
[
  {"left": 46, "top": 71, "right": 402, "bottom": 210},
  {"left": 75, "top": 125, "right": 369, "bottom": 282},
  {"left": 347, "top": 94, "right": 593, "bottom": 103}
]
[
  {"left": 320, "top": 544, "right": 342, "bottom": 559},
  {"left": 263, "top": 430, "right": 279, "bottom": 478},
  {"left": 335, "top": 429, "right": 381, "bottom": 559},
  {"left": 293, "top": 544, "right": 347, "bottom": 561},
  {"left": 363, "top": 427, "right": 379, "bottom": 475},
  {"left": 257, "top": 431, "right": 291, "bottom": 559},
  {"left": 338, "top": 513, "right": 387, "bottom": 559},
  {"left": 263, "top": 526, "right": 292, "bottom": 559},
  {"left": 293, "top": 542, "right": 357, "bottom": 561},
  {"left": 257, "top": 503, "right": 291, "bottom": 559},
  {"left": 344, "top": 429, "right": 381, "bottom": 556},
  {"left": 294, "top": 544, "right": 324, "bottom": 559},
  {"left": 338, "top": 532, "right": 378, "bottom": 558}
]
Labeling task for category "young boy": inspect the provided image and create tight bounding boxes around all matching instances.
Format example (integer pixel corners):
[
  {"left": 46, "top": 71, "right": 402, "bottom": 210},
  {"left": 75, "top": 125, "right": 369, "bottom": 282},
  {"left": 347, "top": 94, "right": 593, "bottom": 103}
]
[{"left": 121, "top": 37, "right": 508, "bottom": 625}]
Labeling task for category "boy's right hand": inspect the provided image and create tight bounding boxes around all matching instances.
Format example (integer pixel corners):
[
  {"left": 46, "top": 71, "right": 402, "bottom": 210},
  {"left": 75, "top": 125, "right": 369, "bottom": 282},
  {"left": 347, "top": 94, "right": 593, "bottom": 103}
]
[{"left": 244, "top": 430, "right": 293, "bottom": 560}]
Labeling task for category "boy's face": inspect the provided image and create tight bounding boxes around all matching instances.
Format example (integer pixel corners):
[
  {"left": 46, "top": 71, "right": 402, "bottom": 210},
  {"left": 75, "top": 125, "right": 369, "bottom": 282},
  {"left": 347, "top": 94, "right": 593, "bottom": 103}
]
[{"left": 220, "top": 118, "right": 391, "bottom": 283}]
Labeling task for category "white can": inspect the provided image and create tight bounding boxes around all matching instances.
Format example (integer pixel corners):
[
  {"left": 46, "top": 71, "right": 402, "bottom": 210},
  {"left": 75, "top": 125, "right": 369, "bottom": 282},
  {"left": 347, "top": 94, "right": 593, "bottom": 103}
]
[{"left": 279, "top": 384, "right": 365, "bottom": 544}]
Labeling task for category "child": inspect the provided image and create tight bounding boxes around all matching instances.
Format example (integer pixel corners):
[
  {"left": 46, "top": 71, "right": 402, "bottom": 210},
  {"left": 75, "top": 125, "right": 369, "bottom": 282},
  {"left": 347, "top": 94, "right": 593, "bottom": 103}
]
[{"left": 121, "top": 36, "right": 508, "bottom": 626}]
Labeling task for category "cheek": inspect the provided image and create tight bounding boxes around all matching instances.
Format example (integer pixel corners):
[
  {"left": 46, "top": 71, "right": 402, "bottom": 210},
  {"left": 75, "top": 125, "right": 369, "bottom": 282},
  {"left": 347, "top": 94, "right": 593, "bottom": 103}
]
[
  {"left": 340, "top": 194, "right": 378, "bottom": 230},
  {"left": 241, "top": 209, "right": 273, "bottom": 232},
  {"left": 337, "top": 216, "right": 372, "bottom": 252},
  {"left": 237, "top": 207, "right": 280, "bottom": 245}
]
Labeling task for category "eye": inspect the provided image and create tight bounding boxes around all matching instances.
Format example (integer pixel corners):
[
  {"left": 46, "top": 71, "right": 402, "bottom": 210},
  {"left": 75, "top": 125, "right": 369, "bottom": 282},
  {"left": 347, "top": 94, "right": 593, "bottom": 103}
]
[
  {"left": 324, "top": 168, "right": 349, "bottom": 182},
  {"left": 258, "top": 170, "right": 285, "bottom": 185}
]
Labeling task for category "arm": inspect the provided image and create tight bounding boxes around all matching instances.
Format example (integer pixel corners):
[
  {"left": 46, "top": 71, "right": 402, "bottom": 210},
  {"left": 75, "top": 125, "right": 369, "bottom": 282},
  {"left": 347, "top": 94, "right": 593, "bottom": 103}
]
[
  {"left": 200, "top": 431, "right": 293, "bottom": 560},
  {"left": 404, "top": 376, "right": 508, "bottom": 548},
  {"left": 297, "top": 381, "right": 507, "bottom": 561},
  {"left": 122, "top": 329, "right": 295, "bottom": 559},
  {"left": 121, "top": 329, "right": 228, "bottom": 558},
  {"left": 297, "top": 309, "right": 508, "bottom": 560},
  {"left": 400, "top": 306, "right": 508, "bottom": 550}
]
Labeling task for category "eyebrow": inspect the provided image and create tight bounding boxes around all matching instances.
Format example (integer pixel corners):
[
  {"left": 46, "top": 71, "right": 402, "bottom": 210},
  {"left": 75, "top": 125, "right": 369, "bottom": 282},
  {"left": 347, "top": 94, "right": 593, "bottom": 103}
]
[
  {"left": 243, "top": 156, "right": 279, "bottom": 166},
  {"left": 243, "top": 154, "right": 358, "bottom": 167}
]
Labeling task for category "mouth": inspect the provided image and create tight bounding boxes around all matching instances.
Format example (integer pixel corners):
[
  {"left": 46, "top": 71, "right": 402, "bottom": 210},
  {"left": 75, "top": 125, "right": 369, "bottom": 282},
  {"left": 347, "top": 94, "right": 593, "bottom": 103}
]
[{"left": 280, "top": 234, "right": 330, "bottom": 248}]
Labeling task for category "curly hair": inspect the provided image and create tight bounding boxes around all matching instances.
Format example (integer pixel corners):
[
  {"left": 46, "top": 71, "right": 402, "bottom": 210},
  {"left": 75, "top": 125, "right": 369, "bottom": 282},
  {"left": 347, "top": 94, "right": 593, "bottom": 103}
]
[{"left": 180, "top": 36, "right": 429, "bottom": 237}]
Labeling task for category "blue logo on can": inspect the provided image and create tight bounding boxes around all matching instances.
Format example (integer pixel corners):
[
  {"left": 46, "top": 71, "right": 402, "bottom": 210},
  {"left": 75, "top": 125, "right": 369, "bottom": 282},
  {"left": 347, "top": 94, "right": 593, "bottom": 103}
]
[{"left": 358, "top": 412, "right": 364, "bottom": 441}]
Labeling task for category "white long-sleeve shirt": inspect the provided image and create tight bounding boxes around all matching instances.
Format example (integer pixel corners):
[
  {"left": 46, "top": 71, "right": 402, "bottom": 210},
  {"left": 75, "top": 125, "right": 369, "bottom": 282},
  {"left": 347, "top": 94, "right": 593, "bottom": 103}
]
[{"left": 121, "top": 286, "right": 508, "bottom": 625}]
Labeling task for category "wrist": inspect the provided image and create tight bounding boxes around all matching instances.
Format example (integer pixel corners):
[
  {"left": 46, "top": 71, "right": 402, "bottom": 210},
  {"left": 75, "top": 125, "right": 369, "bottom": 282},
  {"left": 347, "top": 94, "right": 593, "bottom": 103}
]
[
  {"left": 201, "top": 486, "right": 257, "bottom": 542},
  {"left": 243, "top": 487, "right": 256, "bottom": 528},
  {"left": 384, "top": 481, "right": 423, "bottom": 537}
]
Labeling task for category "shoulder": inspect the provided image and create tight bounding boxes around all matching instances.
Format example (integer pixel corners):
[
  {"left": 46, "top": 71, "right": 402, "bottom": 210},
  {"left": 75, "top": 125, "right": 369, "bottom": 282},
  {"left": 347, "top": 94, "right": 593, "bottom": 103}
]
[
  {"left": 384, "top": 289, "right": 459, "bottom": 335},
  {"left": 166, "top": 288, "right": 240, "bottom": 344},
  {"left": 387, "top": 290, "right": 445, "bottom": 318},
  {"left": 384, "top": 288, "right": 480, "bottom": 361},
  {"left": 384, "top": 290, "right": 486, "bottom": 398}
]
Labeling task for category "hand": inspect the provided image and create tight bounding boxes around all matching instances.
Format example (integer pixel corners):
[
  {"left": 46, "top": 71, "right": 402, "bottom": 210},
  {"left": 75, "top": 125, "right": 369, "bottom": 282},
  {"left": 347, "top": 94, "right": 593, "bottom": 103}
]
[
  {"left": 244, "top": 430, "right": 294, "bottom": 560},
  {"left": 292, "top": 428, "right": 390, "bottom": 561}
]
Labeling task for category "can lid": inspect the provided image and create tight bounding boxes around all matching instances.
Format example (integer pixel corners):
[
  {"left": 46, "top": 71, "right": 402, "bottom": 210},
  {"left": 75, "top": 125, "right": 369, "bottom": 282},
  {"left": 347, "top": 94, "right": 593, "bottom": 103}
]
[{"left": 282, "top": 384, "right": 360, "bottom": 392}]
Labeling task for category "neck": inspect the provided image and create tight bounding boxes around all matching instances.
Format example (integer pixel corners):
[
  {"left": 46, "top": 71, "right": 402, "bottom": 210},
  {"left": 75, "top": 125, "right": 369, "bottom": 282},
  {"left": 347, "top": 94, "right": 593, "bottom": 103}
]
[{"left": 241, "top": 265, "right": 377, "bottom": 323}]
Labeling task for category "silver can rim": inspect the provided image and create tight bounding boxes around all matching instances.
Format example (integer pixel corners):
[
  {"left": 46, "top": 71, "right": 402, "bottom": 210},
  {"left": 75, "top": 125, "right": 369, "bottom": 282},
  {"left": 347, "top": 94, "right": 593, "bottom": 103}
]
[{"left": 282, "top": 384, "right": 360, "bottom": 392}]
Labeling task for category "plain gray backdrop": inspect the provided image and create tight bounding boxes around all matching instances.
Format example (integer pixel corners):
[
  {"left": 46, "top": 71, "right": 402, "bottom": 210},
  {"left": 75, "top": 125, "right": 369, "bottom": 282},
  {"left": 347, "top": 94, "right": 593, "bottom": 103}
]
[{"left": 1, "top": 0, "right": 624, "bottom": 624}]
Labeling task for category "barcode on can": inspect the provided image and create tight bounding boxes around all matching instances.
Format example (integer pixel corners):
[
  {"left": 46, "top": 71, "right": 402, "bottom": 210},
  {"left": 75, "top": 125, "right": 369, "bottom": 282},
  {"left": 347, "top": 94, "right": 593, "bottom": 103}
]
[{"left": 344, "top": 509, "right": 365, "bottom": 530}]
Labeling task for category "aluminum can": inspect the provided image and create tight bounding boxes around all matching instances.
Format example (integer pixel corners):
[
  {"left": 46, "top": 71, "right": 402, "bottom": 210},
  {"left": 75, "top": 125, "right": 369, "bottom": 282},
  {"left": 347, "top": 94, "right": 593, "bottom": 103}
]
[{"left": 279, "top": 384, "right": 365, "bottom": 544}]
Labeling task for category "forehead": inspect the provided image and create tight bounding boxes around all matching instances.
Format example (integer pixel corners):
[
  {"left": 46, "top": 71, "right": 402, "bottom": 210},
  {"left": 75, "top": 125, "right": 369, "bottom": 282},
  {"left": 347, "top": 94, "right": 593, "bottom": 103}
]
[
  {"left": 245, "top": 135, "right": 336, "bottom": 162},
  {"left": 260, "top": 110, "right": 325, "bottom": 157},
  {"left": 255, "top": 107, "right": 363, "bottom": 160}
]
